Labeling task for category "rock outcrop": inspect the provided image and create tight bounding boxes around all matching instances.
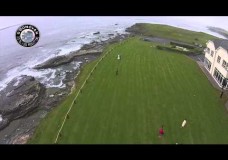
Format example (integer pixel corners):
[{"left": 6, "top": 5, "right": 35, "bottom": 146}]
[
  {"left": 0, "top": 75, "right": 45, "bottom": 130},
  {"left": 33, "top": 55, "right": 72, "bottom": 69},
  {"left": 33, "top": 44, "right": 103, "bottom": 70},
  {"left": 93, "top": 31, "right": 100, "bottom": 35},
  {"left": 33, "top": 34, "right": 129, "bottom": 70}
]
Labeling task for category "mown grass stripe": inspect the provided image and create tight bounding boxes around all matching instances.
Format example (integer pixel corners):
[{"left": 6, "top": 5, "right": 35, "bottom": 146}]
[{"left": 54, "top": 39, "right": 131, "bottom": 143}]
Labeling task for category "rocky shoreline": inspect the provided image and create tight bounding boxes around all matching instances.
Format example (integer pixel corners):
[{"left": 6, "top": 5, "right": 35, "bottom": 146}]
[{"left": 0, "top": 33, "right": 130, "bottom": 144}]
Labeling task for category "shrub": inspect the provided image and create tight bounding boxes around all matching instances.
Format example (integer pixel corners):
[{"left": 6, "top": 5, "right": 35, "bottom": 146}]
[
  {"left": 156, "top": 45, "right": 192, "bottom": 55},
  {"left": 170, "top": 41, "right": 195, "bottom": 49},
  {"left": 156, "top": 45, "right": 164, "bottom": 50}
]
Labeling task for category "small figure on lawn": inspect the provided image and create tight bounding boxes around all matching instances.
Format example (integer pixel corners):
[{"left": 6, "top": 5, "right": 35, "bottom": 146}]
[
  {"left": 116, "top": 69, "right": 118, "bottom": 76},
  {"left": 117, "top": 54, "right": 121, "bottom": 60},
  {"left": 158, "top": 125, "right": 164, "bottom": 138},
  {"left": 181, "top": 119, "right": 187, "bottom": 128}
]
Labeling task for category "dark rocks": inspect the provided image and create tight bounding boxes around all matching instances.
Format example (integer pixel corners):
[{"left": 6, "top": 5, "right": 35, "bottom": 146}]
[
  {"left": 80, "top": 41, "right": 101, "bottom": 50},
  {"left": 33, "top": 44, "right": 104, "bottom": 70},
  {"left": 0, "top": 119, "right": 9, "bottom": 130},
  {"left": 93, "top": 31, "right": 100, "bottom": 35},
  {"left": 0, "top": 75, "right": 45, "bottom": 131},
  {"left": 33, "top": 51, "right": 103, "bottom": 70},
  {"left": 105, "top": 34, "right": 129, "bottom": 44},
  {"left": 34, "top": 55, "right": 72, "bottom": 69}
]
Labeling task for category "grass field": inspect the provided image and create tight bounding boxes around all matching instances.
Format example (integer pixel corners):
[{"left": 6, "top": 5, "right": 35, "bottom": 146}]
[
  {"left": 29, "top": 38, "right": 228, "bottom": 144},
  {"left": 127, "top": 23, "right": 218, "bottom": 45}
]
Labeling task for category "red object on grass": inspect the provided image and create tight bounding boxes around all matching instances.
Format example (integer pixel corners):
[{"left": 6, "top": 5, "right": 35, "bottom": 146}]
[{"left": 159, "top": 128, "right": 164, "bottom": 135}]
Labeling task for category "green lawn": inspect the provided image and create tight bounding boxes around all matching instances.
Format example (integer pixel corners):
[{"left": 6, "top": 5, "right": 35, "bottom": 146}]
[
  {"left": 127, "top": 23, "right": 218, "bottom": 45},
  {"left": 29, "top": 38, "right": 228, "bottom": 144}
]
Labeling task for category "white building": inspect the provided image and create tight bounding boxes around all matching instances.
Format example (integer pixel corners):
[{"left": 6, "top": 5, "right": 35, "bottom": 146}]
[{"left": 204, "top": 39, "right": 228, "bottom": 89}]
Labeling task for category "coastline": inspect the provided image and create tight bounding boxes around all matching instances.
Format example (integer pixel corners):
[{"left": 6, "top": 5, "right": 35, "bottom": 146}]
[
  {"left": 2, "top": 22, "right": 220, "bottom": 144},
  {"left": 0, "top": 33, "right": 130, "bottom": 144}
]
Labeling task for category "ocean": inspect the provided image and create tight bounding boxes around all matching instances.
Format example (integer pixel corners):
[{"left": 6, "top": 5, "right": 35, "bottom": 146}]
[{"left": 0, "top": 16, "right": 226, "bottom": 91}]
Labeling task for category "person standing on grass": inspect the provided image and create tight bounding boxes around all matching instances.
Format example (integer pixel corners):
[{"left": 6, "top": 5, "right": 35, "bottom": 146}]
[
  {"left": 116, "top": 68, "right": 118, "bottom": 76},
  {"left": 181, "top": 119, "right": 187, "bottom": 128},
  {"left": 117, "top": 54, "right": 121, "bottom": 60},
  {"left": 159, "top": 125, "right": 164, "bottom": 138}
]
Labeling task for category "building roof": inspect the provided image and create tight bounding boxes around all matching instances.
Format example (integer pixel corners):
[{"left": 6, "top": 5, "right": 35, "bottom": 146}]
[{"left": 212, "top": 39, "right": 228, "bottom": 50}]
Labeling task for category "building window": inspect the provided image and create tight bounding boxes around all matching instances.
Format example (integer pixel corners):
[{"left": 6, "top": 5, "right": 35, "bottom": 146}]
[
  {"left": 208, "top": 48, "right": 210, "bottom": 53},
  {"left": 222, "top": 60, "right": 227, "bottom": 68},
  {"left": 217, "top": 56, "right": 221, "bottom": 63},
  {"left": 213, "top": 68, "right": 227, "bottom": 88},
  {"left": 204, "top": 57, "right": 212, "bottom": 71},
  {"left": 211, "top": 50, "right": 214, "bottom": 57}
]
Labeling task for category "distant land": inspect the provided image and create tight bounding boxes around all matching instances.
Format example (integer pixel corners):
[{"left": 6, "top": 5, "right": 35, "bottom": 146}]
[{"left": 207, "top": 26, "right": 228, "bottom": 39}]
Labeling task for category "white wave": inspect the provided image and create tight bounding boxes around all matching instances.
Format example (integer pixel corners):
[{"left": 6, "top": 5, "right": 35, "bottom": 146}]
[
  {"left": 0, "top": 66, "right": 62, "bottom": 91},
  {"left": 45, "top": 80, "right": 66, "bottom": 88},
  {"left": 72, "top": 61, "right": 82, "bottom": 70},
  {"left": 0, "top": 115, "right": 2, "bottom": 122},
  {"left": 0, "top": 25, "right": 126, "bottom": 91},
  {"left": 57, "top": 44, "right": 83, "bottom": 56}
]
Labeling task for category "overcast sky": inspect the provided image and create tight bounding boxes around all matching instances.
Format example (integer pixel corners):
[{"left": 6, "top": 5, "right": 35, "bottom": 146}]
[
  {"left": 172, "top": 16, "right": 228, "bottom": 29},
  {"left": 0, "top": 16, "right": 228, "bottom": 30}
]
